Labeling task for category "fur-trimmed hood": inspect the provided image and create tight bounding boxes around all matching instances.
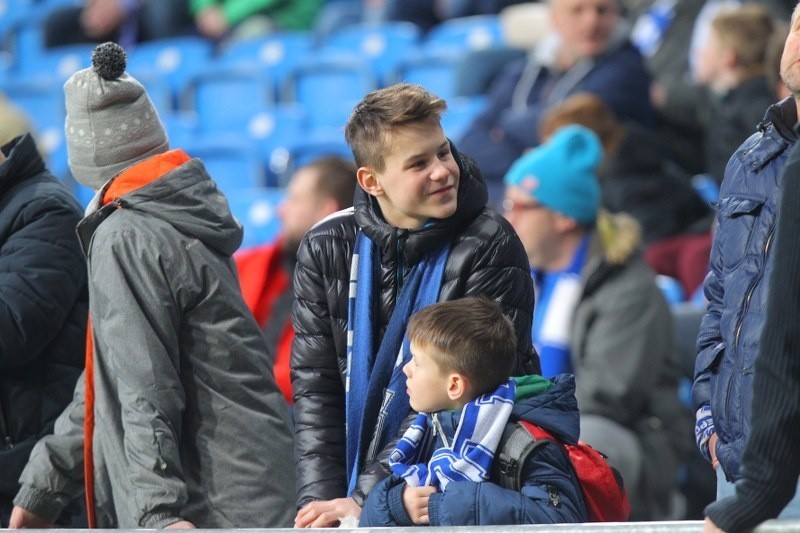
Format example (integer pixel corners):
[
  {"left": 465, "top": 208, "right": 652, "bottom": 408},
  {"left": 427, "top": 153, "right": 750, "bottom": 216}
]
[{"left": 593, "top": 209, "right": 641, "bottom": 266}]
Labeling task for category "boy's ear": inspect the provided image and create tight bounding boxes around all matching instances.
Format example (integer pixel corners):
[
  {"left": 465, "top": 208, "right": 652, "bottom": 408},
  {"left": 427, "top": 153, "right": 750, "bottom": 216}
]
[
  {"left": 447, "top": 373, "right": 470, "bottom": 401},
  {"left": 357, "top": 167, "right": 383, "bottom": 197}
]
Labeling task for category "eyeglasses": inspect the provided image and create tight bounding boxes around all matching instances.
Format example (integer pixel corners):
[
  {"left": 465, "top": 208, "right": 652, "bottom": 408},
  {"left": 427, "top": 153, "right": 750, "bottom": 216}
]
[{"left": 502, "top": 199, "right": 545, "bottom": 213}]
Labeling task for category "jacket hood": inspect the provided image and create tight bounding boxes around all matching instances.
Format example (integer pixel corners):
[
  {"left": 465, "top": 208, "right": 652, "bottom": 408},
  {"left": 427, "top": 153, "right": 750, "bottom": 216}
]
[
  {"left": 353, "top": 140, "right": 488, "bottom": 265},
  {"left": 77, "top": 158, "right": 242, "bottom": 256},
  {"left": 578, "top": 211, "right": 641, "bottom": 298},
  {"left": 593, "top": 210, "right": 641, "bottom": 266},
  {"left": 0, "top": 134, "right": 45, "bottom": 198},
  {"left": 511, "top": 373, "right": 580, "bottom": 444}
]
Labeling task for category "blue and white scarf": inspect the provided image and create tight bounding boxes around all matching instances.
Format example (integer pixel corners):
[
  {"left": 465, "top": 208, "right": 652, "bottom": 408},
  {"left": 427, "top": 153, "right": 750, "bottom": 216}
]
[
  {"left": 388, "top": 380, "right": 516, "bottom": 491},
  {"left": 345, "top": 231, "right": 451, "bottom": 495}
]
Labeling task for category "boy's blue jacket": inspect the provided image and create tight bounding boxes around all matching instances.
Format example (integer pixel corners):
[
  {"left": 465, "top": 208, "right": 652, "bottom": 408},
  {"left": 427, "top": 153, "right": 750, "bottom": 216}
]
[{"left": 359, "top": 374, "right": 588, "bottom": 526}]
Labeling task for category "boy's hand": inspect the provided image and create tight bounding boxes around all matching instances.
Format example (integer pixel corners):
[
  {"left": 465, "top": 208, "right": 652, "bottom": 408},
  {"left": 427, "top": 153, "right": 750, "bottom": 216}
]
[
  {"left": 294, "top": 497, "right": 361, "bottom": 528},
  {"left": 402, "top": 485, "right": 437, "bottom": 525}
]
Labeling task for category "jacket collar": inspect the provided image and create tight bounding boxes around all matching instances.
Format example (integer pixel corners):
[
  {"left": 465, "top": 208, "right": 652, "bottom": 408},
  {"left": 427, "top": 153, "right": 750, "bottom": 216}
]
[
  {"left": 353, "top": 140, "right": 488, "bottom": 265},
  {"left": 737, "top": 97, "right": 799, "bottom": 173},
  {"left": 0, "top": 134, "right": 46, "bottom": 199},
  {"left": 760, "top": 96, "right": 798, "bottom": 142}
]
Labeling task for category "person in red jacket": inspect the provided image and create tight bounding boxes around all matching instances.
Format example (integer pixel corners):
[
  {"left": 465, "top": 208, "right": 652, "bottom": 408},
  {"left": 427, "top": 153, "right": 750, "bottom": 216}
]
[{"left": 235, "top": 156, "right": 357, "bottom": 403}]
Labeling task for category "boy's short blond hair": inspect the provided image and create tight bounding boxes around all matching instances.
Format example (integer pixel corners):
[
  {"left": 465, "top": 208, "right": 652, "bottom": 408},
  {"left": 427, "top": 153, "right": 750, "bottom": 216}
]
[
  {"left": 407, "top": 297, "right": 517, "bottom": 397},
  {"left": 344, "top": 83, "right": 447, "bottom": 172},
  {"left": 712, "top": 4, "right": 775, "bottom": 68}
]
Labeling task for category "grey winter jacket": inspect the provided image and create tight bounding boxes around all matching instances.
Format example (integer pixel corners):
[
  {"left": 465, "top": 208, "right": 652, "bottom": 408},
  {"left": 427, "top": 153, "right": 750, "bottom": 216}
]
[
  {"left": 14, "top": 155, "right": 295, "bottom": 528},
  {"left": 693, "top": 97, "right": 798, "bottom": 482},
  {"left": 571, "top": 212, "right": 690, "bottom": 518}
]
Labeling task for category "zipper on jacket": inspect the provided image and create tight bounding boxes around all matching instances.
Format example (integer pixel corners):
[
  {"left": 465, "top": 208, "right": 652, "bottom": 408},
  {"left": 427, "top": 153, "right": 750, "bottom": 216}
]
[
  {"left": 733, "top": 225, "right": 774, "bottom": 349},
  {"left": 547, "top": 485, "right": 561, "bottom": 508},
  {"left": 432, "top": 413, "right": 449, "bottom": 448},
  {"left": 395, "top": 231, "right": 408, "bottom": 295}
]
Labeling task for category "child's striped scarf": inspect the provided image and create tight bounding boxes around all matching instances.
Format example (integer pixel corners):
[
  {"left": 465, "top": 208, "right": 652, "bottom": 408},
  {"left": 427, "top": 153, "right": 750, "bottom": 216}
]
[{"left": 389, "top": 379, "right": 516, "bottom": 491}]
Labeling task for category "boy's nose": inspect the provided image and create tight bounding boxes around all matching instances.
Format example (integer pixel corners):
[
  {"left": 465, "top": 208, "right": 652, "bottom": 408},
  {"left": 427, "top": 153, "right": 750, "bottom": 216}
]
[
  {"left": 429, "top": 159, "right": 450, "bottom": 181},
  {"left": 402, "top": 360, "right": 412, "bottom": 377}
]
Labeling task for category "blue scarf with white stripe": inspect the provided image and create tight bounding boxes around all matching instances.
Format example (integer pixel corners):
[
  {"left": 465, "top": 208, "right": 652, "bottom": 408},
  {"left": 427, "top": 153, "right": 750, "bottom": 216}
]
[
  {"left": 345, "top": 231, "right": 450, "bottom": 495},
  {"left": 388, "top": 380, "right": 516, "bottom": 491}
]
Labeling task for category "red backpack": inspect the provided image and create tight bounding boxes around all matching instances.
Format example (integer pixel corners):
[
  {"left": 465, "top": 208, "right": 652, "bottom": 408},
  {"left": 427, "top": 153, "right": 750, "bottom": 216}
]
[{"left": 493, "top": 420, "right": 631, "bottom": 522}]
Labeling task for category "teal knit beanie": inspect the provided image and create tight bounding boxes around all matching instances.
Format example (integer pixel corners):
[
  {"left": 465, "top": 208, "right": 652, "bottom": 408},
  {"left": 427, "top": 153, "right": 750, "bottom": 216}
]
[{"left": 503, "top": 125, "right": 602, "bottom": 224}]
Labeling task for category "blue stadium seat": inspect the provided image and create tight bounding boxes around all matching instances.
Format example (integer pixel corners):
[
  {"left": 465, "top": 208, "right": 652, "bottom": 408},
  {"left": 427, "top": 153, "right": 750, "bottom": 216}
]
[
  {"left": 283, "top": 58, "right": 377, "bottom": 134},
  {"left": 656, "top": 275, "right": 686, "bottom": 305},
  {"left": 319, "top": 22, "right": 421, "bottom": 85},
  {"left": 441, "top": 96, "right": 487, "bottom": 140},
  {"left": 278, "top": 134, "right": 352, "bottom": 186},
  {"left": 246, "top": 105, "right": 307, "bottom": 186},
  {"left": 423, "top": 15, "right": 504, "bottom": 54},
  {"left": 691, "top": 173, "right": 720, "bottom": 205},
  {"left": 137, "top": 72, "right": 177, "bottom": 117},
  {"left": 183, "top": 66, "right": 275, "bottom": 135},
  {"left": 393, "top": 51, "right": 462, "bottom": 101},
  {"left": 160, "top": 111, "right": 199, "bottom": 150},
  {"left": 21, "top": 43, "right": 95, "bottom": 82},
  {"left": 182, "top": 139, "right": 266, "bottom": 198},
  {"left": 227, "top": 187, "right": 286, "bottom": 249},
  {"left": 127, "top": 37, "right": 214, "bottom": 105},
  {"left": 216, "top": 32, "right": 314, "bottom": 95},
  {"left": 3, "top": 5, "right": 47, "bottom": 66},
  {"left": 0, "top": 78, "right": 67, "bottom": 175}
]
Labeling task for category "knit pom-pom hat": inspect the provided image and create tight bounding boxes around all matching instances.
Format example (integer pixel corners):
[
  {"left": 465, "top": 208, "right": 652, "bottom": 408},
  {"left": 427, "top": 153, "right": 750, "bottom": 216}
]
[{"left": 64, "top": 42, "right": 169, "bottom": 190}]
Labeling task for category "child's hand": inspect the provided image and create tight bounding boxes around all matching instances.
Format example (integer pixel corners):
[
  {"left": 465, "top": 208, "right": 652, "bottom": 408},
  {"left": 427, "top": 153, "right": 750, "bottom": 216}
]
[
  {"left": 294, "top": 497, "right": 361, "bottom": 528},
  {"left": 402, "top": 485, "right": 437, "bottom": 525}
]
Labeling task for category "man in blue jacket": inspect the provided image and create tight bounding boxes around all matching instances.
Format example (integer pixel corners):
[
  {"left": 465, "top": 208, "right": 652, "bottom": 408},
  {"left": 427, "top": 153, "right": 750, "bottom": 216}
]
[
  {"left": 693, "top": 7, "right": 800, "bottom": 515},
  {"left": 457, "top": 0, "right": 653, "bottom": 196}
]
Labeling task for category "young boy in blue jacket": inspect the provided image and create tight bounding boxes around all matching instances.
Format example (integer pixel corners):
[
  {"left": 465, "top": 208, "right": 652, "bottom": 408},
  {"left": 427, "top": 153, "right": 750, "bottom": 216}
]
[{"left": 359, "top": 297, "right": 587, "bottom": 526}]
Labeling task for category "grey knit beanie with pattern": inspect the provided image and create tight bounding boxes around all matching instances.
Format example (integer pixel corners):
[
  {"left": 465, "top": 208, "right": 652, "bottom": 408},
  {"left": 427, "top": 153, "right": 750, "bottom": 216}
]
[{"left": 65, "top": 42, "right": 169, "bottom": 190}]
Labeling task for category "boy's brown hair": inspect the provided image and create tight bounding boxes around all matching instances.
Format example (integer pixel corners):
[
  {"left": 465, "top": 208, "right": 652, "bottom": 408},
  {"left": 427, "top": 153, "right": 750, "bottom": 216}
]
[
  {"left": 407, "top": 297, "right": 517, "bottom": 396},
  {"left": 712, "top": 4, "right": 775, "bottom": 69},
  {"left": 344, "top": 83, "right": 447, "bottom": 172}
]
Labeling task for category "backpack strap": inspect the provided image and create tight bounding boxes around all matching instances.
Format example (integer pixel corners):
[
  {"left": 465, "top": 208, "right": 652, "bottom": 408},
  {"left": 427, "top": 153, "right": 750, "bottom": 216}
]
[
  {"left": 522, "top": 421, "right": 558, "bottom": 443},
  {"left": 492, "top": 422, "right": 550, "bottom": 490}
]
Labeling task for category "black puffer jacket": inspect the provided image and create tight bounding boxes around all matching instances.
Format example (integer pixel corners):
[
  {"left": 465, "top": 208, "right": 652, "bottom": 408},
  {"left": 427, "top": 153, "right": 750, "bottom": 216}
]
[
  {"left": 0, "top": 134, "right": 87, "bottom": 501},
  {"left": 291, "top": 144, "right": 538, "bottom": 508}
]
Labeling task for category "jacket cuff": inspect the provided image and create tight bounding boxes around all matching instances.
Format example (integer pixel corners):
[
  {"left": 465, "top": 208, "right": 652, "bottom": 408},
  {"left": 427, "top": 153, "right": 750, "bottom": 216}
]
[
  {"left": 387, "top": 484, "right": 414, "bottom": 527},
  {"left": 13, "top": 485, "right": 66, "bottom": 523},
  {"left": 350, "top": 487, "right": 366, "bottom": 508},
  {"left": 428, "top": 492, "right": 443, "bottom": 526},
  {"left": 141, "top": 512, "right": 185, "bottom": 529}
]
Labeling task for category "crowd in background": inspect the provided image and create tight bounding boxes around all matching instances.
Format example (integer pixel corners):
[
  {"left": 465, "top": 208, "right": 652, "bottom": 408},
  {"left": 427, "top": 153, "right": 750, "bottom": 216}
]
[{"left": 1, "top": 0, "right": 800, "bottom": 531}]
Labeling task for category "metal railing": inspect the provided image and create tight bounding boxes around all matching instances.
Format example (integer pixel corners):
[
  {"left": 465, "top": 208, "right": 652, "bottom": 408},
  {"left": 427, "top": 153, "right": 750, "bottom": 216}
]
[{"left": 42, "top": 520, "right": 800, "bottom": 532}]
